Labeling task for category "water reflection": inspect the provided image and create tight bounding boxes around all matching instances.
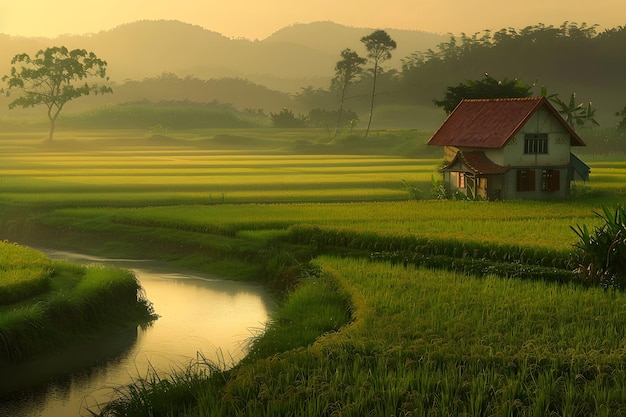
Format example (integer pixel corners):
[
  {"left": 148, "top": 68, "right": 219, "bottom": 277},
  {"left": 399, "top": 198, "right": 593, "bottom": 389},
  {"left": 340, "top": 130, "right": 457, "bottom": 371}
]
[{"left": 0, "top": 251, "right": 274, "bottom": 417}]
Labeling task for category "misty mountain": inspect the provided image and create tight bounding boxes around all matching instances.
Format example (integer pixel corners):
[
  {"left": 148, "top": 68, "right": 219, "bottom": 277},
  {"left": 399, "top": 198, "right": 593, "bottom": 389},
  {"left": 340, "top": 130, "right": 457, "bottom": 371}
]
[
  {"left": 0, "top": 20, "right": 446, "bottom": 92},
  {"left": 3, "top": 20, "right": 623, "bottom": 130}
]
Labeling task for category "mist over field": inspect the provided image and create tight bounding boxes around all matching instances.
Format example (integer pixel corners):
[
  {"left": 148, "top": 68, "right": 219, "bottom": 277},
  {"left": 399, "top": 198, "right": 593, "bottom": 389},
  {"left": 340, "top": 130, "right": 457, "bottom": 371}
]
[
  {"left": 1, "top": 19, "right": 625, "bottom": 131},
  {"left": 0, "top": 21, "right": 444, "bottom": 91}
]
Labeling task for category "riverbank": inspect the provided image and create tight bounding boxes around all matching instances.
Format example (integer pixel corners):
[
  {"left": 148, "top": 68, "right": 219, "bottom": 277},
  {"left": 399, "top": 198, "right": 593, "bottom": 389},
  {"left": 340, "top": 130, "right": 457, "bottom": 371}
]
[
  {"left": 0, "top": 241, "right": 157, "bottom": 368},
  {"left": 0, "top": 256, "right": 275, "bottom": 417}
]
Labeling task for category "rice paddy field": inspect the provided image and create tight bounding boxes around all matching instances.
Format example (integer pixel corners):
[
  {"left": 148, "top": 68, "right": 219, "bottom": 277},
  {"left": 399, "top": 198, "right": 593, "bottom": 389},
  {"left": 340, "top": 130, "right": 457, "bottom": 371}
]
[
  {"left": 1, "top": 128, "right": 626, "bottom": 416},
  {"left": 0, "top": 152, "right": 424, "bottom": 204},
  {"left": 0, "top": 129, "right": 623, "bottom": 252}
]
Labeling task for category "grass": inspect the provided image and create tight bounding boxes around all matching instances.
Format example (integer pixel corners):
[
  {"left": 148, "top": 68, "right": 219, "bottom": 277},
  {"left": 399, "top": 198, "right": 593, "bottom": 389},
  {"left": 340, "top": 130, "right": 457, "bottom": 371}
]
[
  {"left": 244, "top": 271, "right": 352, "bottom": 360},
  {"left": 0, "top": 241, "right": 53, "bottom": 305},
  {"left": 0, "top": 243, "right": 156, "bottom": 365}
]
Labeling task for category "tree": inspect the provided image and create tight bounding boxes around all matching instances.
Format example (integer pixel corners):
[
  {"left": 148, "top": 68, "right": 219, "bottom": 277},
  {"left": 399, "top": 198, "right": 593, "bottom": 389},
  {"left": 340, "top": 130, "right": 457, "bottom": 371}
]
[
  {"left": 332, "top": 48, "right": 366, "bottom": 136},
  {"left": 433, "top": 74, "right": 534, "bottom": 113},
  {"left": 1, "top": 46, "right": 112, "bottom": 141},
  {"left": 360, "top": 30, "right": 396, "bottom": 138},
  {"left": 270, "top": 108, "right": 307, "bottom": 128}
]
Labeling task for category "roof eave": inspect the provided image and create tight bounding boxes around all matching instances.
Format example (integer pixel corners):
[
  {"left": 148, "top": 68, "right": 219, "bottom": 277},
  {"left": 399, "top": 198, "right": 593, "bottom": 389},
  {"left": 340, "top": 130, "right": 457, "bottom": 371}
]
[
  {"left": 499, "top": 97, "right": 547, "bottom": 147},
  {"left": 540, "top": 98, "right": 587, "bottom": 147},
  {"left": 427, "top": 97, "right": 587, "bottom": 148}
]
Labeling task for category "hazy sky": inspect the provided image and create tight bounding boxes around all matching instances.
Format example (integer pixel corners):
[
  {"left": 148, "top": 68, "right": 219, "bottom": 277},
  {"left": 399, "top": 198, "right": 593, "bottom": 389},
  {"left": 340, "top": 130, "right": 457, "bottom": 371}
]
[{"left": 1, "top": 0, "right": 624, "bottom": 39}]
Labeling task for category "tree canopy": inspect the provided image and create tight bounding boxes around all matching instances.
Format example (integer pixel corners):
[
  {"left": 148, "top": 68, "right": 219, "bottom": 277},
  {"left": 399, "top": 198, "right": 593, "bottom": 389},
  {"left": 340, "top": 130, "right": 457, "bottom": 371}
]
[
  {"left": 1, "top": 46, "right": 112, "bottom": 141},
  {"left": 433, "top": 74, "right": 534, "bottom": 113}
]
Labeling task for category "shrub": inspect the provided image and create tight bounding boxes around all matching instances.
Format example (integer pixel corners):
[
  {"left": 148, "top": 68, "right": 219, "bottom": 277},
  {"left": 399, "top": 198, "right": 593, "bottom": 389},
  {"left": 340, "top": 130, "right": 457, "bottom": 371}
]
[
  {"left": 270, "top": 108, "right": 308, "bottom": 128},
  {"left": 571, "top": 205, "right": 626, "bottom": 288},
  {"left": 401, "top": 179, "right": 424, "bottom": 200}
]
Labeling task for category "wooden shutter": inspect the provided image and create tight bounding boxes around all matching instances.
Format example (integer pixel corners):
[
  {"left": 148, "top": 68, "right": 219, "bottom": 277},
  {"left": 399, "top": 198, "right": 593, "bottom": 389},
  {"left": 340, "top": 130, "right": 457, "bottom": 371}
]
[
  {"left": 517, "top": 169, "right": 536, "bottom": 191},
  {"left": 542, "top": 169, "right": 560, "bottom": 191}
]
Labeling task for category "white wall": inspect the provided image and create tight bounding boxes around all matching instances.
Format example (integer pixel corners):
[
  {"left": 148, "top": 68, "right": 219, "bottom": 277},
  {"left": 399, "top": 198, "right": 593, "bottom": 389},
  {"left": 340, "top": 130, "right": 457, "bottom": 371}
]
[{"left": 501, "top": 107, "right": 571, "bottom": 167}]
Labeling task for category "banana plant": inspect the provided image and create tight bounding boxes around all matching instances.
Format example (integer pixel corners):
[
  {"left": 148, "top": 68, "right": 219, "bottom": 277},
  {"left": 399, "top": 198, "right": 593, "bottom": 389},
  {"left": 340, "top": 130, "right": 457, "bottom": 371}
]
[
  {"left": 571, "top": 205, "right": 626, "bottom": 288},
  {"left": 541, "top": 88, "right": 599, "bottom": 129}
]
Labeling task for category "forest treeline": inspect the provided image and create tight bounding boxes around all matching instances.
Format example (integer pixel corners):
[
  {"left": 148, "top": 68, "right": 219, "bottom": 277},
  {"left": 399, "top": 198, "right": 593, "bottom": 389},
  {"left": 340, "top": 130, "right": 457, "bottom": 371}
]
[
  {"left": 2, "top": 22, "right": 625, "bottom": 129},
  {"left": 100, "top": 22, "right": 626, "bottom": 128},
  {"left": 295, "top": 22, "right": 626, "bottom": 126}
]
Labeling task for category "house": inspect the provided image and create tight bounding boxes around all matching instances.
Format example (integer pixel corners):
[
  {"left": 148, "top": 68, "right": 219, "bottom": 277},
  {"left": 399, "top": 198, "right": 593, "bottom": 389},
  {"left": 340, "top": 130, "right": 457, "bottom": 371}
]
[{"left": 427, "top": 97, "right": 590, "bottom": 200}]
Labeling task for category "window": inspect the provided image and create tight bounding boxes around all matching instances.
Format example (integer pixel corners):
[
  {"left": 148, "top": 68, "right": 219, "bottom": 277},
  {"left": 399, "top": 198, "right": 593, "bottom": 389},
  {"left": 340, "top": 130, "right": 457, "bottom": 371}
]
[
  {"left": 517, "top": 169, "right": 535, "bottom": 191},
  {"left": 524, "top": 134, "right": 548, "bottom": 154},
  {"left": 542, "top": 169, "right": 560, "bottom": 191},
  {"left": 457, "top": 172, "right": 465, "bottom": 188}
]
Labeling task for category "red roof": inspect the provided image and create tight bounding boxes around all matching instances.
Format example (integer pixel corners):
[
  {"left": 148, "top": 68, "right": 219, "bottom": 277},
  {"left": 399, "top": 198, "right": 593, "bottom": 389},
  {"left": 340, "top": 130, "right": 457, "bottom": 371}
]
[
  {"left": 440, "top": 151, "right": 510, "bottom": 175},
  {"left": 428, "top": 97, "right": 586, "bottom": 148}
]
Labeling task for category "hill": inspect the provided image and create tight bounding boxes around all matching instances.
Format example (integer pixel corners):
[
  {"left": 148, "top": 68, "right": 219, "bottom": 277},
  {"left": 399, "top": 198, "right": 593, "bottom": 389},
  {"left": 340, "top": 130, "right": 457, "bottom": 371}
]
[
  {"left": 1, "top": 20, "right": 625, "bottom": 130},
  {"left": 0, "top": 20, "right": 446, "bottom": 92}
]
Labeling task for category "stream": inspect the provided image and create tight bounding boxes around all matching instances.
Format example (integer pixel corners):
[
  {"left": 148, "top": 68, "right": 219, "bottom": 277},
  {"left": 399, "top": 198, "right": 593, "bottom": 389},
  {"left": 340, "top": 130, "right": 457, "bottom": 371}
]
[{"left": 0, "top": 250, "right": 276, "bottom": 417}]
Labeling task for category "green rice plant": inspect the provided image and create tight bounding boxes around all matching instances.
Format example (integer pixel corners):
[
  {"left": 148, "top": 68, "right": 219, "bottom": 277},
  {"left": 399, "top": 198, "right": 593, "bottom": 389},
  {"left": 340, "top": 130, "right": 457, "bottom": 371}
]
[
  {"left": 179, "top": 257, "right": 626, "bottom": 416},
  {"left": 369, "top": 251, "right": 574, "bottom": 283},
  {"left": 0, "top": 304, "right": 45, "bottom": 361},
  {"left": 0, "top": 254, "right": 155, "bottom": 364},
  {"left": 244, "top": 273, "right": 352, "bottom": 360},
  {"left": 43, "top": 197, "right": 607, "bottom": 254},
  {"left": 93, "top": 358, "right": 220, "bottom": 417},
  {"left": 0, "top": 134, "right": 622, "bottom": 211},
  {"left": 94, "top": 253, "right": 626, "bottom": 416},
  {"left": 0, "top": 150, "right": 434, "bottom": 206},
  {"left": 0, "top": 241, "right": 53, "bottom": 304},
  {"left": 3, "top": 128, "right": 626, "bottom": 415},
  {"left": 287, "top": 223, "right": 575, "bottom": 269}
]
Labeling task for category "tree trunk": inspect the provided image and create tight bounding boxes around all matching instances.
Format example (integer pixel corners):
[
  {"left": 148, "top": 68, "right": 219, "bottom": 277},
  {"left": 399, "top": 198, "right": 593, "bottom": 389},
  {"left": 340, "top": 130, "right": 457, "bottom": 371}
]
[
  {"left": 364, "top": 61, "right": 378, "bottom": 138},
  {"left": 47, "top": 120, "right": 56, "bottom": 142},
  {"left": 46, "top": 105, "right": 60, "bottom": 142},
  {"left": 334, "top": 81, "right": 348, "bottom": 137}
]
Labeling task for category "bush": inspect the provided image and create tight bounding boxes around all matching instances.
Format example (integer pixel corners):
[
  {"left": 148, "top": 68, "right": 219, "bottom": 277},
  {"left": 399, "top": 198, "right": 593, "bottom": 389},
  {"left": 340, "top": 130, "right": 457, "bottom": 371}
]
[
  {"left": 571, "top": 205, "right": 626, "bottom": 288},
  {"left": 270, "top": 108, "right": 307, "bottom": 128}
]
